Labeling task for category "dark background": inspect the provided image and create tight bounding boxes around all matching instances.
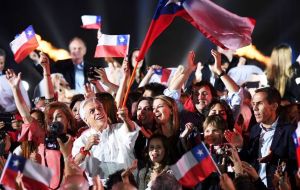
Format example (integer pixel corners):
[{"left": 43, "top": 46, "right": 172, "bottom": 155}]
[{"left": 1, "top": 0, "right": 300, "bottom": 97}]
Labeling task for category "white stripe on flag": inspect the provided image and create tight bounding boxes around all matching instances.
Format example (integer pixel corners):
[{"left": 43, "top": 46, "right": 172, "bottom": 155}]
[
  {"left": 82, "top": 15, "right": 97, "bottom": 25},
  {"left": 170, "top": 151, "right": 198, "bottom": 180},
  {"left": 98, "top": 34, "right": 118, "bottom": 46},
  {"left": 23, "top": 160, "right": 52, "bottom": 186},
  {"left": 10, "top": 32, "right": 28, "bottom": 54}
]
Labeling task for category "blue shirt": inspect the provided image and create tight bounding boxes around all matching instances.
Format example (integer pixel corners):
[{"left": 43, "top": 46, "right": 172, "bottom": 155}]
[
  {"left": 74, "top": 62, "right": 85, "bottom": 93},
  {"left": 258, "top": 118, "right": 278, "bottom": 186}
]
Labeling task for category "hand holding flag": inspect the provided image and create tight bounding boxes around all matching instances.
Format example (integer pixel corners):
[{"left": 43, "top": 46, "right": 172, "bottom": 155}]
[{"left": 10, "top": 25, "right": 39, "bottom": 63}]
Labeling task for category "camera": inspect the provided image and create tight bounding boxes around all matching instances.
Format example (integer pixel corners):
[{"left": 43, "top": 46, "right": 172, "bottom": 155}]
[
  {"left": 87, "top": 67, "right": 99, "bottom": 79},
  {"left": 0, "top": 113, "right": 15, "bottom": 128},
  {"left": 45, "top": 121, "right": 68, "bottom": 150}
]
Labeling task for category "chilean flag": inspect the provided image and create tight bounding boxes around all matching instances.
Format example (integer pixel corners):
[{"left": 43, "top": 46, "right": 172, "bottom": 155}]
[
  {"left": 0, "top": 154, "right": 52, "bottom": 190},
  {"left": 149, "top": 68, "right": 176, "bottom": 85},
  {"left": 94, "top": 33, "right": 130, "bottom": 58},
  {"left": 170, "top": 142, "right": 219, "bottom": 188},
  {"left": 293, "top": 124, "right": 300, "bottom": 168},
  {"left": 10, "top": 25, "right": 39, "bottom": 63},
  {"left": 137, "top": 0, "right": 255, "bottom": 62},
  {"left": 81, "top": 15, "right": 101, "bottom": 29}
]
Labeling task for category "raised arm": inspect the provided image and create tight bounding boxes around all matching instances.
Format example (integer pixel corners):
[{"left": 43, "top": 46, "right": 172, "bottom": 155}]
[
  {"left": 6, "top": 69, "right": 32, "bottom": 123},
  {"left": 39, "top": 52, "right": 55, "bottom": 100},
  {"left": 94, "top": 68, "right": 119, "bottom": 94},
  {"left": 115, "top": 58, "right": 130, "bottom": 108},
  {"left": 210, "top": 49, "right": 239, "bottom": 93},
  {"left": 168, "top": 51, "right": 197, "bottom": 91},
  {"left": 138, "top": 65, "right": 162, "bottom": 88}
]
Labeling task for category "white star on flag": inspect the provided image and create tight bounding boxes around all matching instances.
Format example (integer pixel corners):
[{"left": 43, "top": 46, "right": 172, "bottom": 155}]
[
  {"left": 27, "top": 30, "right": 32, "bottom": 36},
  {"left": 197, "top": 149, "right": 203, "bottom": 156},
  {"left": 165, "top": 0, "right": 181, "bottom": 7},
  {"left": 13, "top": 160, "right": 19, "bottom": 167},
  {"left": 119, "top": 36, "right": 125, "bottom": 43}
]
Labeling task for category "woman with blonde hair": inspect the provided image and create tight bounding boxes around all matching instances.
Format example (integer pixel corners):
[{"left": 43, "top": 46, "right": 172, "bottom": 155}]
[
  {"left": 152, "top": 95, "right": 183, "bottom": 164},
  {"left": 266, "top": 44, "right": 293, "bottom": 99}
]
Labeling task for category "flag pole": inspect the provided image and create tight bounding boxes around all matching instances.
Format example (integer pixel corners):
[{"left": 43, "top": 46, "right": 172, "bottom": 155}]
[
  {"left": 121, "top": 55, "right": 138, "bottom": 108},
  {"left": 202, "top": 142, "right": 222, "bottom": 176}
]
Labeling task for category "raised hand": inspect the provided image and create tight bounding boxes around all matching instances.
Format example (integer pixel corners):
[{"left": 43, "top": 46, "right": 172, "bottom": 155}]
[
  {"left": 6, "top": 69, "right": 21, "bottom": 89},
  {"left": 224, "top": 129, "right": 243, "bottom": 148},
  {"left": 187, "top": 51, "right": 197, "bottom": 72},
  {"left": 180, "top": 122, "right": 195, "bottom": 138},
  {"left": 117, "top": 107, "right": 130, "bottom": 122},
  {"left": 219, "top": 173, "right": 235, "bottom": 190},
  {"left": 210, "top": 49, "right": 223, "bottom": 75},
  {"left": 94, "top": 68, "right": 110, "bottom": 84},
  {"left": 39, "top": 52, "right": 50, "bottom": 68},
  {"left": 85, "top": 134, "right": 100, "bottom": 151},
  {"left": 57, "top": 134, "right": 74, "bottom": 158},
  {"left": 241, "top": 161, "right": 259, "bottom": 181},
  {"left": 84, "top": 83, "right": 95, "bottom": 99}
]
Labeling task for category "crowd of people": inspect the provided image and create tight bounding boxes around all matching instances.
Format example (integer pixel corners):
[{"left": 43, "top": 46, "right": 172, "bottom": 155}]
[{"left": 0, "top": 36, "right": 300, "bottom": 190}]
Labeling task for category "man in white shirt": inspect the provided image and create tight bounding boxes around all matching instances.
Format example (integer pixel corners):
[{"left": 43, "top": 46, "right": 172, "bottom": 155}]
[{"left": 72, "top": 98, "right": 139, "bottom": 183}]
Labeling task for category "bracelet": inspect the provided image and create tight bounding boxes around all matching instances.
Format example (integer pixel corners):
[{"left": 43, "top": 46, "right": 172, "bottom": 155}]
[
  {"left": 43, "top": 74, "right": 50, "bottom": 77},
  {"left": 217, "top": 71, "right": 226, "bottom": 78},
  {"left": 45, "top": 97, "right": 55, "bottom": 104},
  {"left": 80, "top": 147, "right": 90, "bottom": 156}
]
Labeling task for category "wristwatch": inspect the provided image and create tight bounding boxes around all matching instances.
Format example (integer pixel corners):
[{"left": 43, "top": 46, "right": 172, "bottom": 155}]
[{"left": 217, "top": 71, "right": 226, "bottom": 78}]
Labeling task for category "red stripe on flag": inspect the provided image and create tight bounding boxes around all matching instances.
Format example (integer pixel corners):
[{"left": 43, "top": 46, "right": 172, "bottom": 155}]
[
  {"left": 178, "top": 156, "right": 217, "bottom": 188},
  {"left": 296, "top": 146, "right": 300, "bottom": 168},
  {"left": 14, "top": 37, "right": 39, "bottom": 63},
  {"left": 1, "top": 169, "right": 49, "bottom": 190},
  {"left": 94, "top": 45, "right": 127, "bottom": 57},
  {"left": 137, "top": 9, "right": 186, "bottom": 62},
  {"left": 161, "top": 68, "right": 172, "bottom": 83},
  {"left": 81, "top": 24, "right": 101, "bottom": 29}
]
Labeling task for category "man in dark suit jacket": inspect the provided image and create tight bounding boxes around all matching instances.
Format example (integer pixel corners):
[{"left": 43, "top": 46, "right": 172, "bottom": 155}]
[
  {"left": 52, "top": 37, "right": 95, "bottom": 93},
  {"left": 240, "top": 87, "right": 297, "bottom": 189}
]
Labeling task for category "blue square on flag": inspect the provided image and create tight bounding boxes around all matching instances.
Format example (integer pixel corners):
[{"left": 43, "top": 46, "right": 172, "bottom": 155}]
[
  {"left": 96, "top": 16, "right": 101, "bottom": 24},
  {"left": 154, "top": 69, "right": 163, "bottom": 75},
  {"left": 8, "top": 154, "right": 26, "bottom": 172},
  {"left": 191, "top": 143, "right": 209, "bottom": 162},
  {"left": 117, "top": 35, "right": 128, "bottom": 46},
  {"left": 25, "top": 25, "right": 35, "bottom": 39}
]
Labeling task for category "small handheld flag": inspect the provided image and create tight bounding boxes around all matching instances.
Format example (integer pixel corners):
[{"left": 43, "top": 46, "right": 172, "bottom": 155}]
[
  {"left": 81, "top": 15, "right": 101, "bottom": 29},
  {"left": 10, "top": 25, "right": 39, "bottom": 63},
  {"left": 94, "top": 33, "right": 130, "bottom": 58}
]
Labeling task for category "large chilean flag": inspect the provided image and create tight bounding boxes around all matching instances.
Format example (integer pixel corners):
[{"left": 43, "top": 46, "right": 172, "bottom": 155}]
[{"left": 137, "top": 0, "right": 255, "bottom": 62}]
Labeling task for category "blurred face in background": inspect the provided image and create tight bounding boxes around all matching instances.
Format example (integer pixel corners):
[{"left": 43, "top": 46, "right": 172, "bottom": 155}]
[
  {"left": 204, "top": 124, "right": 223, "bottom": 145},
  {"left": 72, "top": 101, "right": 83, "bottom": 122},
  {"left": 0, "top": 56, "right": 5, "bottom": 72},
  {"left": 69, "top": 39, "right": 86, "bottom": 64}
]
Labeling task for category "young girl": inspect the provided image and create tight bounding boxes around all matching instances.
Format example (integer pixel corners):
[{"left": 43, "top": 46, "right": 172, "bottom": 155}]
[{"left": 138, "top": 134, "right": 176, "bottom": 190}]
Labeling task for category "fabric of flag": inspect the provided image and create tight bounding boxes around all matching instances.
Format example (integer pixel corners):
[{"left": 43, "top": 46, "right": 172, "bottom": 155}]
[
  {"left": 81, "top": 15, "right": 101, "bottom": 29},
  {"left": 293, "top": 124, "right": 300, "bottom": 168},
  {"left": 10, "top": 25, "right": 39, "bottom": 63},
  {"left": 170, "top": 142, "right": 219, "bottom": 188},
  {"left": 94, "top": 34, "right": 130, "bottom": 58},
  {"left": 0, "top": 154, "right": 52, "bottom": 190},
  {"left": 136, "top": 0, "right": 255, "bottom": 62},
  {"left": 149, "top": 67, "right": 177, "bottom": 85}
]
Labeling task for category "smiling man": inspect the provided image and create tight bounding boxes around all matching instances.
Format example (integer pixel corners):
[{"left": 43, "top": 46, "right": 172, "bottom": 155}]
[{"left": 71, "top": 98, "right": 139, "bottom": 184}]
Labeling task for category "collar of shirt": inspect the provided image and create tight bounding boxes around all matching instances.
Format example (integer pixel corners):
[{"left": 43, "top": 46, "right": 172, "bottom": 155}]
[
  {"left": 259, "top": 117, "right": 278, "bottom": 132},
  {"left": 75, "top": 62, "right": 84, "bottom": 70}
]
